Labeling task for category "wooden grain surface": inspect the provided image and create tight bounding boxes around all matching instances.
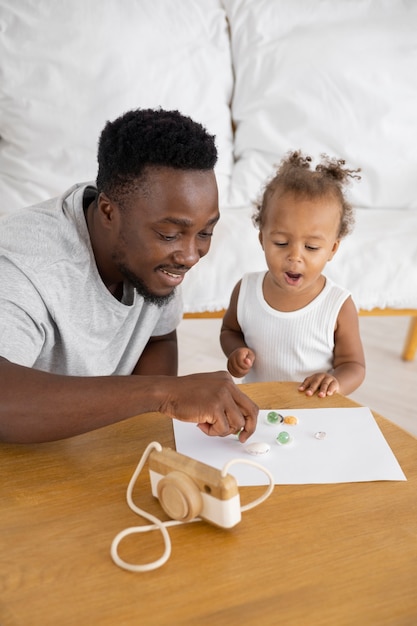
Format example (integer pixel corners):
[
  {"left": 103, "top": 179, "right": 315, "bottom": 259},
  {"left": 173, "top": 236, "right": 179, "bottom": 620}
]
[{"left": 1, "top": 382, "right": 416, "bottom": 626}]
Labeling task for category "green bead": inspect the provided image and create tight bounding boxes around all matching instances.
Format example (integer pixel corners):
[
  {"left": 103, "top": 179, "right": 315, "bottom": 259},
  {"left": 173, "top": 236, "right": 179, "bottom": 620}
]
[
  {"left": 276, "top": 431, "right": 291, "bottom": 445},
  {"left": 266, "top": 411, "right": 283, "bottom": 424}
]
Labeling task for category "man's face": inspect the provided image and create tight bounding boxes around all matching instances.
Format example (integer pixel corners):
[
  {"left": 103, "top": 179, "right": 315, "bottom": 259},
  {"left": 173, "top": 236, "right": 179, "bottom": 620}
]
[{"left": 100, "top": 167, "right": 219, "bottom": 305}]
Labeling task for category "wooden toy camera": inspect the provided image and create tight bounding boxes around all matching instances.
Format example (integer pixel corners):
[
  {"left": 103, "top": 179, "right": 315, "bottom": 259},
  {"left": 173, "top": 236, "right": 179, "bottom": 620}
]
[{"left": 148, "top": 447, "right": 242, "bottom": 528}]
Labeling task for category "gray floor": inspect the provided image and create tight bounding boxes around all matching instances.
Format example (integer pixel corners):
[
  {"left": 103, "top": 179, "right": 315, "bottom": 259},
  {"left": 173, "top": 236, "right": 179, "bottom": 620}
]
[{"left": 177, "top": 315, "right": 417, "bottom": 438}]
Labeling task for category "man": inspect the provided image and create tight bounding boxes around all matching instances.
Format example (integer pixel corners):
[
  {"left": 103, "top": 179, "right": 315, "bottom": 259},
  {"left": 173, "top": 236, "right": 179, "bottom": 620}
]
[{"left": 0, "top": 108, "right": 257, "bottom": 443}]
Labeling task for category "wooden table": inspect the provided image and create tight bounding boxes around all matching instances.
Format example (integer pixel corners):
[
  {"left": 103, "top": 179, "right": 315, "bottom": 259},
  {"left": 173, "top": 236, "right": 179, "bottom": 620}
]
[{"left": 1, "top": 382, "right": 417, "bottom": 626}]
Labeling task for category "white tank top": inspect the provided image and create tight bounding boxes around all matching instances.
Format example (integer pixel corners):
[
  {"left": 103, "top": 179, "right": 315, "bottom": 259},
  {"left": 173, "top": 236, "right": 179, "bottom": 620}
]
[{"left": 237, "top": 271, "right": 350, "bottom": 383}]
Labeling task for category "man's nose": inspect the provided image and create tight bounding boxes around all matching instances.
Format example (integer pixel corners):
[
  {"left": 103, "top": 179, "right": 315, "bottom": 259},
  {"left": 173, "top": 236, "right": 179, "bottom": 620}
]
[{"left": 173, "top": 240, "right": 202, "bottom": 267}]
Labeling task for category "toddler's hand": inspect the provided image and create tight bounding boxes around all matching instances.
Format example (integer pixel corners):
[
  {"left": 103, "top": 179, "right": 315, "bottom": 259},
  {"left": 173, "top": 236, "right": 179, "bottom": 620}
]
[
  {"left": 298, "top": 373, "right": 340, "bottom": 398},
  {"left": 227, "top": 348, "right": 255, "bottom": 378}
]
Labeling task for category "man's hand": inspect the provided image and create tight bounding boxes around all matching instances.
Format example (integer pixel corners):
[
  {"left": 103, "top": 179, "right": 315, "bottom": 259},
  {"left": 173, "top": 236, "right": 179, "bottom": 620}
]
[
  {"left": 0, "top": 361, "right": 257, "bottom": 444},
  {"left": 226, "top": 348, "right": 255, "bottom": 379},
  {"left": 158, "top": 371, "right": 258, "bottom": 442}
]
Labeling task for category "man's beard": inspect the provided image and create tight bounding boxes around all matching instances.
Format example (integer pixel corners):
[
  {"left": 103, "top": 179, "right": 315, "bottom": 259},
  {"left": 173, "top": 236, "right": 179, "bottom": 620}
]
[{"left": 118, "top": 264, "right": 175, "bottom": 307}]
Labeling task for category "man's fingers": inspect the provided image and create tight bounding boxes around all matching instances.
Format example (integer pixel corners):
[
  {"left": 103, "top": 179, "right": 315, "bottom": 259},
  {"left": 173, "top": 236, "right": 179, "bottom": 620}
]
[
  {"left": 237, "top": 413, "right": 257, "bottom": 442},
  {"left": 197, "top": 400, "right": 258, "bottom": 441},
  {"left": 163, "top": 371, "right": 258, "bottom": 440}
]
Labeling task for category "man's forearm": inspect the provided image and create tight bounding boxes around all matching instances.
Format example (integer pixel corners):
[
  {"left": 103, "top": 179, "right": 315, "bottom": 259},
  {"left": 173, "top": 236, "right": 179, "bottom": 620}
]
[
  {"left": 0, "top": 358, "right": 164, "bottom": 443},
  {"left": 0, "top": 358, "right": 259, "bottom": 445}
]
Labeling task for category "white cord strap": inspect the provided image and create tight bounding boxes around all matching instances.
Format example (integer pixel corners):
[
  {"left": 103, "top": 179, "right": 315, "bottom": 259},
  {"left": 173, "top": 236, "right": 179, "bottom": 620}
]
[
  {"left": 110, "top": 442, "right": 274, "bottom": 572},
  {"left": 220, "top": 457, "right": 275, "bottom": 512}
]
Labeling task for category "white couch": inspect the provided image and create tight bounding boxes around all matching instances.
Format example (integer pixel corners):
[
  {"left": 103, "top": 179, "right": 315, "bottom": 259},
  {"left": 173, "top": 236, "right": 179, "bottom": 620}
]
[{"left": 1, "top": 0, "right": 416, "bottom": 359}]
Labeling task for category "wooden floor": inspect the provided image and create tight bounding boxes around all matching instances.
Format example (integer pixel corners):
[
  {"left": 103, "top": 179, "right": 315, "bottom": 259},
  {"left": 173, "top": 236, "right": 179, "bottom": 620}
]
[{"left": 177, "top": 315, "right": 417, "bottom": 438}]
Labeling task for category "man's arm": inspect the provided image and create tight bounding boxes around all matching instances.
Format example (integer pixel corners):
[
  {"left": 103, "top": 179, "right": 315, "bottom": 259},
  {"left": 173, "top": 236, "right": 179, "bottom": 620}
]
[
  {"left": 0, "top": 357, "right": 258, "bottom": 444},
  {"left": 132, "top": 330, "right": 178, "bottom": 375}
]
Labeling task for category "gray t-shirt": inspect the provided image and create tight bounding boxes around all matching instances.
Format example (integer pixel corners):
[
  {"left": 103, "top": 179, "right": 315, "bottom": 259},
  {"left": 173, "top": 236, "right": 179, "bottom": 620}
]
[{"left": 0, "top": 183, "right": 183, "bottom": 375}]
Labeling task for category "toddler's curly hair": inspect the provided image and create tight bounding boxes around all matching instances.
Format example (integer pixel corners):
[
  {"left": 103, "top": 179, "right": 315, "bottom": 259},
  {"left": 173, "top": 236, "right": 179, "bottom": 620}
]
[{"left": 253, "top": 151, "right": 361, "bottom": 238}]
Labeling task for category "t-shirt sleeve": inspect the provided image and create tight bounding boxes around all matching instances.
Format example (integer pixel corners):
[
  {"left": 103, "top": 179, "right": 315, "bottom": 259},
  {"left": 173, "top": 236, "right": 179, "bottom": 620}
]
[{"left": 0, "top": 258, "right": 47, "bottom": 366}]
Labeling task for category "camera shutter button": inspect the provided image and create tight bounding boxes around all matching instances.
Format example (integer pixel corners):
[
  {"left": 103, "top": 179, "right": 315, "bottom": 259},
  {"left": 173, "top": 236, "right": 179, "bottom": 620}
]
[{"left": 157, "top": 471, "right": 203, "bottom": 522}]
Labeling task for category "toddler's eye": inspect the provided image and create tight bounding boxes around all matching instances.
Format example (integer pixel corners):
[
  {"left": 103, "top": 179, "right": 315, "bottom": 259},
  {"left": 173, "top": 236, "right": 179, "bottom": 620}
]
[{"left": 305, "top": 245, "right": 319, "bottom": 251}]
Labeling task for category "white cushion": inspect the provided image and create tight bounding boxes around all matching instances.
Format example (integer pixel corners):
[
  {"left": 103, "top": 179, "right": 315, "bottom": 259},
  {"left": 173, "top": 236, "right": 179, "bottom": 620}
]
[
  {"left": 325, "top": 209, "right": 417, "bottom": 310},
  {"left": 182, "top": 205, "right": 266, "bottom": 313},
  {"left": 223, "top": 0, "right": 417, "bottom": 211},
  {"left": 182, "top": 206, "right": 417, "bottom": 312},
  {"left": 0, "top": 0, "right": 233, "bottom": 214}
]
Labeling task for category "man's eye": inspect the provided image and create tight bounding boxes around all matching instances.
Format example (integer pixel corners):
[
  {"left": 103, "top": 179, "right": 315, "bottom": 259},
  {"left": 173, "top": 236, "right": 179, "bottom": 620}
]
[
  {"left": 158, "top": 233, "right": 177, "bottom": 241},
  {"left": 198, "top": 231, "right": 214, "bottom": 239}
]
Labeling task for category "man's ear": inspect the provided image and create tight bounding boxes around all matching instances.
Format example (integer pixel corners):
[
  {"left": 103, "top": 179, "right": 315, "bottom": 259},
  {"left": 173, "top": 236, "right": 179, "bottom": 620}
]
[
  {"left": 328, "top": 239, "right": 341, "bottom": 261},
  {"left": 97, "top": 193, "right": 116, "bottom": 225}
]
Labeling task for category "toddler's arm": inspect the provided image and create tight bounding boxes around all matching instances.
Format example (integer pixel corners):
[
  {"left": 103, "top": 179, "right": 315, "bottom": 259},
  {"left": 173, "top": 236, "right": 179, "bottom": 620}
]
[
  {"left": 220, "top": 280, "right": 256, "bottom": 378},
  {"left": 299, "top": 296, "right": 365, "bottom": 397}
]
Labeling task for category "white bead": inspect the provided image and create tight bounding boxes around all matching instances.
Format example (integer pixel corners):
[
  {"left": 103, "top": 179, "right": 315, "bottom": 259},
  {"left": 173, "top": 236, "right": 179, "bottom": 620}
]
[{"left": 244, "top": 442, "right": 271, "bottom": 456}]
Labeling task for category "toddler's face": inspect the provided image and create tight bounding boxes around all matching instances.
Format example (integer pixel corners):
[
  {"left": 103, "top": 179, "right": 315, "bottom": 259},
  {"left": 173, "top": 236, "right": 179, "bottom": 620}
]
[{"left": 259, "top": 190, "right": 341, "bottom": 294}]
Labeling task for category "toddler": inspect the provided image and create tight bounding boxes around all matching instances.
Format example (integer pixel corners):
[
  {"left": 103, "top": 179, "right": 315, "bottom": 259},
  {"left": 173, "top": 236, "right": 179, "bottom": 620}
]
[{"left": 220, "top": 151, "right": 365, "bottom": 397}]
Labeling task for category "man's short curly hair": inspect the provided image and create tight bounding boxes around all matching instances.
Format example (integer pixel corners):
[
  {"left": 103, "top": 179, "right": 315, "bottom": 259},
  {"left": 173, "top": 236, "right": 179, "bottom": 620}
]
[
  {"left": 96, "top": 108, "right": 218, "bottom": 203},
  {"left": 253, "top": 151, "right": 361, "bottom": 238}
]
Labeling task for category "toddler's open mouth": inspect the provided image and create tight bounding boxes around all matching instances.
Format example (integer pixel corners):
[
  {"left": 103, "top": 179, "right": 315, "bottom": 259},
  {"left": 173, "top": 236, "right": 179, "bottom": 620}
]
[{"left": 285, "top": 271, "right": 302, "bottom": 285}]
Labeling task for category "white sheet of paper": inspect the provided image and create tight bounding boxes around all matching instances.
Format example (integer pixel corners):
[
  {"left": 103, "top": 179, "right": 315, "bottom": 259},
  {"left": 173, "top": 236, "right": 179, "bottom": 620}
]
[{"left": 173, "top": 407, "right": 406, "bottom": 485}]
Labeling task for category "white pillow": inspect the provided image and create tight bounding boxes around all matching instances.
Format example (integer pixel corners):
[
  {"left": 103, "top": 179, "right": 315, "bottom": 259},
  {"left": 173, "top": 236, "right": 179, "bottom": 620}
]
[
  {"left": 182, "top": 204, "right": 267, "bottom": 313},
  {"left": 0, "top": 0, "right": 233, "bottom": 214},
  {"left": 325, "top": 208, "right": 417, "bottom": 310},
  {"left": 181, "top": 205, "right": 417, "bottom": 312},
  {"left": 223, "top": 0, "right": 417, "bottom": 210}
]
